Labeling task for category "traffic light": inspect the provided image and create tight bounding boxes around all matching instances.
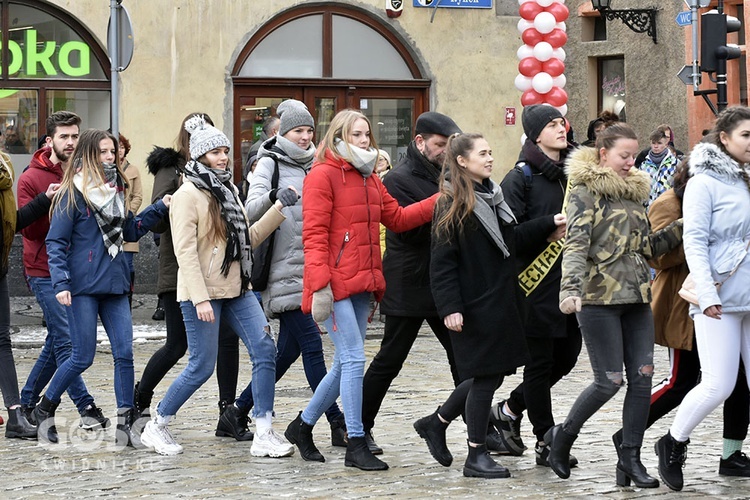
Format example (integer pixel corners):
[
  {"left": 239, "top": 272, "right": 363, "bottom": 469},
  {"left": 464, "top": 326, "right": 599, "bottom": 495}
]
[{"left": 701, "top": 10, "right": 742, "bottom": 73}]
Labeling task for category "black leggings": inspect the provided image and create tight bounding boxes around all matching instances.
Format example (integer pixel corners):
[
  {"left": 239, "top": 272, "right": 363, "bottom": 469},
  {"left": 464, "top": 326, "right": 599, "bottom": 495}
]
[
  {"left": 439, "top": 374, "right": 503, "bottom": 444},
  {"left": 138, "top": 291, "right": 239, "bottom": 402},
  {"left": 0, "top": 275, "right": 21, "bottom": 408}
]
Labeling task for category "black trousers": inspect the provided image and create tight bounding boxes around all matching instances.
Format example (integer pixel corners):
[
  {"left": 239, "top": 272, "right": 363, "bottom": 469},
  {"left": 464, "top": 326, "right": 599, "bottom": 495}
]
[
  {"left": 649, "top": 344, "right": 749, "bottom": 440},
  {"left": 507, "top": 315, "right": 582, "bottom": 442},
  {"left": 362, "top": 314, "right": 460, "bottom": 432},
  {"left": 441, "top": 374, "right": 504, "bottom": 444}
]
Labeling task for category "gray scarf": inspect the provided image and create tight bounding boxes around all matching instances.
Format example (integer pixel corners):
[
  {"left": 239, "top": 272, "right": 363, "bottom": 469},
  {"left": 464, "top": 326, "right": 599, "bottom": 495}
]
[
  {"left": 334, "top": 138, "right": 378, "bottom": 178},
  {"left": 276, "top": 135, "right": 316, "bottom": 164},
  {"left": 473, "top": 180, "right": 516, "bottom": 258}
]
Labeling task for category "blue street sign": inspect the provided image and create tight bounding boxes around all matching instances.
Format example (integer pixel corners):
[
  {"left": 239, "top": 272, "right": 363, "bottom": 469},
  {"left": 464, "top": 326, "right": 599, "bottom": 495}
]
[
  {"left": 413, "top": 0, "right": 493, "bottom": 8},
  {"left": 675, "top": 11, "right": 693, "bottom": 27}
]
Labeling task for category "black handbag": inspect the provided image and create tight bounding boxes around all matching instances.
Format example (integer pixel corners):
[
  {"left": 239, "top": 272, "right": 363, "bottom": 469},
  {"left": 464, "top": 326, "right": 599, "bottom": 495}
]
[{"left": 249, "top": 158, "right": 279, "bottom": 291}]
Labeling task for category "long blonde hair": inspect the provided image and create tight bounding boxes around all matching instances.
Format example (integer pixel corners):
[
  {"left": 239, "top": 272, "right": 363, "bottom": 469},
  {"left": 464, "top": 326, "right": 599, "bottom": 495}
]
[
  {"left": 51, "top": 129, "right": 126, "bottom": 216},
  {"left": 433, "top": 133, "right": 485, "bottom": 239},
  {"left": 315, "top": 109, "right": 379, "bottom": 163}
]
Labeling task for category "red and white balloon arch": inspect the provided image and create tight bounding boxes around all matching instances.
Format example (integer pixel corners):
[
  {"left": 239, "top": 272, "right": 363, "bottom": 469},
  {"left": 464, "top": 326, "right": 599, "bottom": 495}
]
[{"left": 515, "top": 0, "right": 569, "bottom": 134}]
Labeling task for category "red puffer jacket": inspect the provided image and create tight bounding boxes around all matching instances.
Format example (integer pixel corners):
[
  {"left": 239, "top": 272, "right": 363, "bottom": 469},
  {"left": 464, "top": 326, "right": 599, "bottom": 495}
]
[{"left": 302, "top": 151, "right": 437, "bottom": 313}]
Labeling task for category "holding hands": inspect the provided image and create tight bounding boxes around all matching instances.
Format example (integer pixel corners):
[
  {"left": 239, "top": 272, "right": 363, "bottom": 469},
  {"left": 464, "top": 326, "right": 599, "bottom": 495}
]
[{"left": 273, "top": 185, "right": 300, "bottom": 210}]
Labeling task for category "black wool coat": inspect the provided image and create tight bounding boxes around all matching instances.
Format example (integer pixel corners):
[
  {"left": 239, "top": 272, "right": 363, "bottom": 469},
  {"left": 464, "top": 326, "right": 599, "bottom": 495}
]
[
  {"left": 430, "top": 193, "right": 551, "bottom": 380},
  {"left": 380, "top": 141, "right": 442, "bottom": 317}
]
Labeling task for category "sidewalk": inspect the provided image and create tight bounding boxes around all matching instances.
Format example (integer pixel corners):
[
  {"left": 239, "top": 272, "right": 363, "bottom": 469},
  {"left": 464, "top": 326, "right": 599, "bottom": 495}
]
[{"left": 3, "top": 294, "right": 748, "bottom": 498}]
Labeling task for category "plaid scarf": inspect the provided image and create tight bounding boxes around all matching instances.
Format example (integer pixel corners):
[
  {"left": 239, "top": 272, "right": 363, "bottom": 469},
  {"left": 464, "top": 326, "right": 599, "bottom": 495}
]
[
  {"left": 183, "top": 160, "right": 252, "bottom": 290},
  {"left": 73, "top": 162, "right": 126, "bottom": 259}
]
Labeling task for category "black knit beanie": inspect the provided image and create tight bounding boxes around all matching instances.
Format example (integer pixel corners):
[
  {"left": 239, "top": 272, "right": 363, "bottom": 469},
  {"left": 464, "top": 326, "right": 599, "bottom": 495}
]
[{"left": 522, "top": 104, "right": 564, "bottom": 144}]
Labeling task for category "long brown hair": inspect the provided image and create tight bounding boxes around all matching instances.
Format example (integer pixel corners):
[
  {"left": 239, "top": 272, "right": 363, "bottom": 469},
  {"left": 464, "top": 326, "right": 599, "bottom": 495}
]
[
  {"left": 51, "top": 129, "right": 125, "bottom": 216},
  {"left": 433, "top": 133, "right": 485, "bottom": 239}
]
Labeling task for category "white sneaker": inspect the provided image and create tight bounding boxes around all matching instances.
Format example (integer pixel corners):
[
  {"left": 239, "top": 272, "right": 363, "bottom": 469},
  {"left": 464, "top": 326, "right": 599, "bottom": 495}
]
[
  {"left": 251, "top": 428, "right": 295, "bottom": 458},
  {"left": 141, "top": 420, "right": 183, "bottom": 455}
]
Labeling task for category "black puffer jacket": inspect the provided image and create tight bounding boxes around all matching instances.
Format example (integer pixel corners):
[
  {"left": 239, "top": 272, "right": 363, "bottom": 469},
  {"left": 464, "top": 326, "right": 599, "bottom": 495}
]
[
  {"left": 380, "top": 141, "right": 441, "bottom": 317},
  {"left": 146, "top": 146, "right": 185, "bottom": 295},
  {"left": 500, "top": 140, "right": 574, "bottom": 338}
]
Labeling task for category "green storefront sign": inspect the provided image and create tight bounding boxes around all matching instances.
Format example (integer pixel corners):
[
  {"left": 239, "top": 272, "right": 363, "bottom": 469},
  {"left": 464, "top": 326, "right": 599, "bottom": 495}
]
[{"left": 2, "top": 29, "right": 90, "bottom": 77}]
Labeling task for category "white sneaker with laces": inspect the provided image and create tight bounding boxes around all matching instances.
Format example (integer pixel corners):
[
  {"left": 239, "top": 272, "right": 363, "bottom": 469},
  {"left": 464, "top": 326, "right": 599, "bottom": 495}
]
[
  {"left": 141, "top": 420, "right": 183, "bottom": 455},
  {"left": 251, "top": 428, "right": 295, "bottom": 458}
]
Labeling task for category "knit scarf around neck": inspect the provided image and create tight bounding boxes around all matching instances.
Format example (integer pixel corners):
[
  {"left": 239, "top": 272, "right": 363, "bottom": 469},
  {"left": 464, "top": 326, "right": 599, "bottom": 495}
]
[
  {"left": 647, "top": 148, "right": 669, "bottom": 166},
  {"left": 73, "top": 162, "right": 126, "bottom": 258},
  {"left": 334, "top": 138, "right": 378, "bottom": 178},
  {"left": 0, "top": 153, "right": 16, "bottom": 267},
  {"left": 274, "top": 135, "right": 316, "bottom": 165},
  {"left": 521, "top": 139, "right": 567, "bottom": 181},
  {"left": 183, "top": 160, "right": 252, "bottom": 290}
]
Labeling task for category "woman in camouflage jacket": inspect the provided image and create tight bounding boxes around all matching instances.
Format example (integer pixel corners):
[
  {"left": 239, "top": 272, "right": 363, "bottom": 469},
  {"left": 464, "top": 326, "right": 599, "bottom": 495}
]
[{"left": 545, "top": 123, "right": 682, "bottom": 488}]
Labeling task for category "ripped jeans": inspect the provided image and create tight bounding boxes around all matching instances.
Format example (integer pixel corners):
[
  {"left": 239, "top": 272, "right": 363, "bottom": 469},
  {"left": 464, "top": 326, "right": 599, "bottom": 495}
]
[{"left": 563, "top": 303, "right": 654, "bottom": 449}]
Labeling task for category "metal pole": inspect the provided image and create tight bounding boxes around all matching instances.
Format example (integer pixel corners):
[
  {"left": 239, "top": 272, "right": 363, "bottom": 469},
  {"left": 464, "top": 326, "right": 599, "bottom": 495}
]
[
  {"left": 716, "top": 0, "right": 727, "bottom": 112},
  {"left": 109, "top": 0, "right": 119, "bottom": 138},
  {"left": 691, "top": 0, "right": 700, "bottom": 92}
]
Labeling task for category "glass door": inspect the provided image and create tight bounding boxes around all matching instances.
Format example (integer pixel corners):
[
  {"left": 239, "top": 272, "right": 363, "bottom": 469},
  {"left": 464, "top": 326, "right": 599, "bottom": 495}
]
[{"left": 304, "top": 88, "right": 346, "bottom": 147}]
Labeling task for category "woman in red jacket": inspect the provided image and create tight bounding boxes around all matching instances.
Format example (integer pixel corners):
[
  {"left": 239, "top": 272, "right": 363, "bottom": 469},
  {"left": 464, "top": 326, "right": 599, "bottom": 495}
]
[{"left": 285, "top": 109, "right": 437, "bottom": 470}]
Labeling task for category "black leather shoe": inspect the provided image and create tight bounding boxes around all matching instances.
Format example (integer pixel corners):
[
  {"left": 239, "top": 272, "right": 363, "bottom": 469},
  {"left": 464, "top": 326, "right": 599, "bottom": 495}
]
[
  {"left": 544, "top": 424, "right": 577, "bottom": 479},
  {"left": 329, "top": 415, "right": 347, "bottom": 448},
  {"left": 535, "top": 441, "right": 578, "bottom": 468},
  {"left": 616, "top": 446, "right": 659, "bottom": 488},
  {"left": 33, "top": 395, "right": 59, "bottom": 444},
  {"left": 655, "top": 432, "right": 688, "bottom": 491},
  {"left": 5, "top": 407, "right": 37, "bottom": 439},
  {"left": 719, "top": 450, "right": 750, "bottom": 477},
  {"left": 364, "top": 430, "right": 383, "bottom": 455},
  {"left": 215, "top": 404, "right": 254, "bottom": 441},
  {"left": 285, "top": 412, "right": 324, "bottom": 462},
  {"left": 414, "top": 409, "right": 452, "bottom": 466},
  {"left": 345, "top": 436, "right": 388, "bottom": 471},
  {"left": 463, "top": 443, "right": 511, "bottom": 478},
  {"left": 115, "top": 408, "right": 143, "bottom": 449}
]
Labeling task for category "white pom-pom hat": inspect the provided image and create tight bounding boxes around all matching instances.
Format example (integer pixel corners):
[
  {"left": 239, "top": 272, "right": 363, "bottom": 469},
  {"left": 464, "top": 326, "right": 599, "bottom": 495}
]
[{"left": 185, "top": 115, "right": 230, "bottom": 160}]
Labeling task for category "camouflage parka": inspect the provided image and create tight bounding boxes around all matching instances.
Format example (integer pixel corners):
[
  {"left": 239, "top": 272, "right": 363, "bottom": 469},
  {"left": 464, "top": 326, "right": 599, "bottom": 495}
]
[{"left": 560, "top": 147, "right": 683, "bottom": 306}]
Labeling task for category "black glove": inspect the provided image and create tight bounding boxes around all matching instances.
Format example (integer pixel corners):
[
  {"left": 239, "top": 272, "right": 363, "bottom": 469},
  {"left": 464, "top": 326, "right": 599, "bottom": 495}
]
[{"left": 275, "top": 187, "right": 299, "bottom": 207}]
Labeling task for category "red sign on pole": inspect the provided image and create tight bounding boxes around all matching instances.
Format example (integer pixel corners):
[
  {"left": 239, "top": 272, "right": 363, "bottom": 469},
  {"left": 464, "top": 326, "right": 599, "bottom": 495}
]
[{"left": 505, "top": 107, "right": 516, "bottom": 126}]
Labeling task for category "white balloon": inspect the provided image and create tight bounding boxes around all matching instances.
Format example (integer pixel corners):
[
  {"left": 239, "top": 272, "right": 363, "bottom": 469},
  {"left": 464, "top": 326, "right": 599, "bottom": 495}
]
[
  {"left": 533, "top": 42, "right": 554, "bottom": 62},
  {"left": 533, "top": 12, "right": 557, "bottom": 34},
  {"left": 554, "top": 104, "right": 569, "bottom": 116},
  {"left": 537, "top": 0, "right": 554, "bottom": 6},
  {"left": 556, "top": 22, "right": 567, "bottom": 32},
  {"left": 515, "top": 74, "right": 533, "bottom": 92},
  {"left": 552, "top": 74, "right": 567, "bottom": 88},
  {"left": 521, "top": 133, "right": 528, "bottom": 146},
  {"left": 532, "top": 72, "right": 554, "bottom": 94},
  {"left": 517, "top": 44, "right": 534, "bottom": 60},
  {"left": 552, "top": 47, "right": 567, "bottom": 62},
  {"left": 518, "top": 18, "right": 534, "bottom": 34}
]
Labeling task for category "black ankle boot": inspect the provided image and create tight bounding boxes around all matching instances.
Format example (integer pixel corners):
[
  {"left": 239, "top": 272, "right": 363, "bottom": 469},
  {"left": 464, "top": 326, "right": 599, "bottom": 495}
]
[
  {"left": 33, "top": 395, "right": 59, "bottom": 444},
  {"left": 544, "top": 424, "right": 577, "bottom": 479},
  {"left": 463, "top": 443, "right": 511, "bottom": 478},
  {"left": 285, "top": 412, "right": 324, "bottom": 462},
  {"left": 22, "top": 405, "right": 37, "bottom": 426},
  {"left": 345, "top": 436, "right": 389, "bottom": 471},
  {"left": 115, "top": 408, "right": 142, "bottom": 449},
  {"left": 216, "top": 404, "right": 254, "bottom": 441},
  {"left": 329, "top": 414, "right": 347, "bottom": 448},
  {"left": 612, "top": 429, "right": 623, "bottom": 461},
  {"left": 5, "top": 407, "right": 37, "bottom": 440},
  {"left": 133, "top": 382, "right": 153, "bottom": 421},
  {"left": 655, "top": 432, "right": 688, "bottom": 491},
  {"left": 414, "top": 408, "right": 453, "bottom": 466},
  {"left": 616, "top": 446, "right": 659, "bottom": 488}
]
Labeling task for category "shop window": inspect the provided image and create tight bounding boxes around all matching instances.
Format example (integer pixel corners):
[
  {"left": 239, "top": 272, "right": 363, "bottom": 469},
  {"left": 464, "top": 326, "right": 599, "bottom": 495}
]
[
  {"left": 331, "top": 16, "right": 412, "bottom": 79},
  {"left": 582, "top": 16, "right": 607, "bottom": 42},
  {"left": 598, "top": 57, "right": 625, "bottom": 119}
]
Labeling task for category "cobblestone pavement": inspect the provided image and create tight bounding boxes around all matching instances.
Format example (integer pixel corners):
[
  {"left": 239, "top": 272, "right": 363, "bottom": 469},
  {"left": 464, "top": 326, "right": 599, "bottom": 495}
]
[{"left": 2, "top": 295, "right": 749, "bottom": 498}]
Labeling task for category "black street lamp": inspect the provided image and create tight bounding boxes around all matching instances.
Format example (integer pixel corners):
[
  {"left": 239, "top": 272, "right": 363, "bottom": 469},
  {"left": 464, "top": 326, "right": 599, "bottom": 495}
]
[{"left": 591, "top": 0, "right": 658, "bottom": 44}]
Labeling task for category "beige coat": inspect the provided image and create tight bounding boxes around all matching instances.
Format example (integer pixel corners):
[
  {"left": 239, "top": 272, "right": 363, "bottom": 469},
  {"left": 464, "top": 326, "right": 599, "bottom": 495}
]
[
  {"left": 122, "top": 160, "right": 143, "bottom": 253},
  {"left": 171, "top": 180, "right": 285, "bottom": 305}
]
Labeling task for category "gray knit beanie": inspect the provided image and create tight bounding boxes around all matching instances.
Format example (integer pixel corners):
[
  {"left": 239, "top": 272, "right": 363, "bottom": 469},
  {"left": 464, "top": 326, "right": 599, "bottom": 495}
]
[
  {"left": 522, "top": 104, "right": 564, "bottom": 144},
  {"left": 185, "top": 115, "right": 231, "bottom": 160},
  {"left": 277, "top": 99, "right": 315, "bottom": 137}
]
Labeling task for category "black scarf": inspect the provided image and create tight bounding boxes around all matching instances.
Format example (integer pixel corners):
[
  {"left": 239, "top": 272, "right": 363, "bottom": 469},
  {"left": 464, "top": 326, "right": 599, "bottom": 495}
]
[
  {"left": 183, "top": 160, "right": 252, "bottom": 289},
  {"left": 520, "top": 140, "right": 568, "bottom": 182}
]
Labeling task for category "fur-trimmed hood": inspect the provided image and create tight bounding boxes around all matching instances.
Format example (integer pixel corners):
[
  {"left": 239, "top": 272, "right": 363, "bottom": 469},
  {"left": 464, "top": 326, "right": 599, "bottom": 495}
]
[
  {"left": 146, "top": 146, "right": 184, "bottom": 176},
  {"left": 565, "top": 146, "right": 650, "bottom": 203},
  {"left": 688, "top": 142, "right": 746, "bottom": 183}
]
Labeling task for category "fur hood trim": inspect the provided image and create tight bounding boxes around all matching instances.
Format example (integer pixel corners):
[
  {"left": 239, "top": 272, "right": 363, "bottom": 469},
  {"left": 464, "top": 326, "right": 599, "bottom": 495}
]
[
  {"left": 565, "top": 146, "right": 650, "bottom": 203},
  {"left": 688, "top": 142, "right": 745, "bottom": 182},
  {"left": 146, "top": 146, "right": 184, "bottom": 176}
]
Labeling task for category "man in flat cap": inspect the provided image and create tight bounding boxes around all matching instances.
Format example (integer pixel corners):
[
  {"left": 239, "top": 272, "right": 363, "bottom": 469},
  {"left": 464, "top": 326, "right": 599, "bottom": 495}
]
[{"left": 361, "top": 111, "right": 462, "bottom": 453}]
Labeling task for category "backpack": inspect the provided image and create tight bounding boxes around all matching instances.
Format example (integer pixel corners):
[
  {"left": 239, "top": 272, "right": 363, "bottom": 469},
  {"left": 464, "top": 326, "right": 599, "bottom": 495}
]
[
  {"left": 513, "top": 161, "right": 533, "bottom": 218},
  {"left": 249, "top": 158, "right": 279, "bottom": 292}
]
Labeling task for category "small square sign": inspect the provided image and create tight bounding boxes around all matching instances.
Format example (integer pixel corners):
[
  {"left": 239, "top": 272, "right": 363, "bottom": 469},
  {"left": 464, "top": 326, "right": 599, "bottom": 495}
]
[{"left": 505, "top": 107, "right": 516, "bottom": 126}]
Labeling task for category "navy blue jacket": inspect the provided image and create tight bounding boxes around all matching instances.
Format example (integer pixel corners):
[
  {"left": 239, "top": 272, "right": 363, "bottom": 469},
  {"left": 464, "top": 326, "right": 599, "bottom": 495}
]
[{"left": 47, "top": 189, "right": 168, "bottom": 296}]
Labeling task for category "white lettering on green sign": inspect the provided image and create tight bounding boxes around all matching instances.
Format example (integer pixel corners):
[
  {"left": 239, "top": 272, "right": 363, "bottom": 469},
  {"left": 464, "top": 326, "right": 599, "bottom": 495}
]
[{"left": 2, "top": 29, "right": 91, "bottom": 77}]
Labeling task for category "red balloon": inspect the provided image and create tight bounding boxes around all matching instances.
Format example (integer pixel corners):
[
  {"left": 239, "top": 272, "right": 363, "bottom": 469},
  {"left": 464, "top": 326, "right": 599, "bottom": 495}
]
[
  {"left": 545, "top": 87, "right": 568, "bottom": 107},
  {"left": 542, "top": 58, "right": 565, "bottom": 77},
  {"left": 521, "top": 89, "right": 545, "bottom": 106},
  {"left": 546, "top": 3, "right": 570, "bottom": 23},
  {"left": 519, "top": 2, "right": 544, "bottom": 21},
  {"left": 522, "top": 28, "right": 544, "bottom": 46},
  {"left": 545, "top": 28, "right": 568, "bottom": 49},
  {"left": 518, "top": 57, "right": 543, "bottom": 78}
]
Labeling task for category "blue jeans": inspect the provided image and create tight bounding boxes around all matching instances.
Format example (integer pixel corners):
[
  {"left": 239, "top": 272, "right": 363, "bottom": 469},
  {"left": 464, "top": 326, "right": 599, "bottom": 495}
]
[
  {"left": 157, "top": 293, "right": 276, "bottom": 418},
  {"left": 45, "top": 294, "right": 135, "bottom": 409},
  {"left": 237, "top": 308, "right": 343, "bottom": 423},
  {"left": 302, "top": 293, "right": 370, "bottom": 438},
  {"left": 21, "top": 277, "right": 94, "bottom": 412}
]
